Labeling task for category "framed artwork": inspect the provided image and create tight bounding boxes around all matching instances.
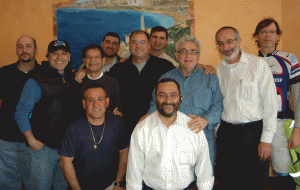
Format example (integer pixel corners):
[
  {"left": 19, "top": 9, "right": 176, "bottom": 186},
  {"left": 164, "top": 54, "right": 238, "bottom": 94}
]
[{"left": 53, "top": 0, "right": 195, "bottom": 70}]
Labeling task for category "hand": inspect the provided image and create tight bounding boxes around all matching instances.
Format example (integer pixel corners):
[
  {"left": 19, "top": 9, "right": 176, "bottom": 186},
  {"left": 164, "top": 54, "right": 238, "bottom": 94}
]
[
  {"left": 29, "top": 138, "right": 44, "bottom": 151},
  {"left": 187, "top": 114, "right": 208, "bottom": 134},
  {"left": 258, "top": 142, "right": 272, "bottom": 161},
  {"left": 74, "top": 69, "right": 88, "bottom": 83},
  {"left": 119, "top": 58, "right": 128, "bottom": 63},
  {"left": 112, "top": 107, "right": 123, "bottom": 116},
  {"left": 288, "top": 127, "right": 300, "bottom": 149},
  {"left": 203, "top": 65, "right": 216, "bottom": 74},
  {"left": 112, "top": 186, "right": 125, "bottom": 190}
]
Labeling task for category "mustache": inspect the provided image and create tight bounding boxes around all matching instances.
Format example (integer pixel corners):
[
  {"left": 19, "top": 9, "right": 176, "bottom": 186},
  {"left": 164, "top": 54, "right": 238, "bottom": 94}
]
[
  {"left": 21, "top": 53, "right": 30, "bottom": 56},
  {"left": 222, "top": 49, "right": 233, "bottom": 54}
]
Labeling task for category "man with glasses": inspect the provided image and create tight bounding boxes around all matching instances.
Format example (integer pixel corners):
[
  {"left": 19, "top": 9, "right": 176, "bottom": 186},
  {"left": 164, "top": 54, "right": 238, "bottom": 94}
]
[
  {"left": 107, "top": 30, "right": 175, "bottom": 135},
  {"left": 147, "top": 35, "right": 223, "bottom": 171},
  {"left": 127, "top": 78, "right": 214, "bottom": 190},
  {"left": 215, "top": 26, "right": 277, "bottom": 190},
  {"left": 253, "top": 18, "right": 300, "bottom": 189}
]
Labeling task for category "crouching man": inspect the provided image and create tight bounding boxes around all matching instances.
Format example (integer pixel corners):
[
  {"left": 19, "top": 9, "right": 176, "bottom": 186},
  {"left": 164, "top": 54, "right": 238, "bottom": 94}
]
[
  {"left": 126, "top": 78, "right": 214, "bottom": 190},
  {"left": 59, "top": 84, "right": 129, "bottom": 190}
]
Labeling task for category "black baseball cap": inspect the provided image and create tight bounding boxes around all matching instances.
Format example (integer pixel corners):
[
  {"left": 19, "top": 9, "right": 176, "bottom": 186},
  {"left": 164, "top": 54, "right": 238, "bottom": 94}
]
[{"left": 47, "top": 40, "right": 71, "bottom": 53}]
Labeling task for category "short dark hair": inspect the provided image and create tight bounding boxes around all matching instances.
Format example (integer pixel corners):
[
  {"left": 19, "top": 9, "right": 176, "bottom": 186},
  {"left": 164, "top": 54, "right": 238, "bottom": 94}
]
[
  {"left": 129, "top": 30, "right": 150, "bottom": 42},
  {"left": 253, "top": 18, "right": 282, "bottom": 48},
  {"left": 215, "top": 26, "right": 240, "bottom": 41},
  {"left": 102, "top": 32, "right": 120, "bottom": 44},
  {"left": 150, "top": 26, "right": 168, "bottom": 39},
  {"left": 81, "top": 44, "right": 104, "bottom": 59},
  {"left": 155, "top": 78, "right": 181, "bottom": 94},
  {"left": 83, "top": 83, "right": 107, "bottom": 100}
]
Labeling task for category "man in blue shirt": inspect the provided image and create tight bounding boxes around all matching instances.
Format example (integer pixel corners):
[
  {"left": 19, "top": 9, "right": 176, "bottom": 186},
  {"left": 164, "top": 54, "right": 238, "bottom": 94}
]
[
  {"left": 147, "top": 35, "right": 223, "bottom": 170},
  {"left": 15, "top": 40, "right": 81, "bottom": 190}
]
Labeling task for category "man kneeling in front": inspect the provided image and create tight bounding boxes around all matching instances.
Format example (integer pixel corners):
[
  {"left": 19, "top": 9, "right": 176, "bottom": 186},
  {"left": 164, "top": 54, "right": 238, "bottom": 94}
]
[{"left": 126, "top": 78, "right": 214, "bottom": 190}]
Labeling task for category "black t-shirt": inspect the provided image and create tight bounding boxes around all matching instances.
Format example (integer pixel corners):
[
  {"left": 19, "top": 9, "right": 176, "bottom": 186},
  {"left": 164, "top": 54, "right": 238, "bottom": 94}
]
[
  {"left": 59, "top": 112, "right": 129, "bottom": 189},
  {"left": 0, "top": 62, "right": 41, "bottom": 142}
]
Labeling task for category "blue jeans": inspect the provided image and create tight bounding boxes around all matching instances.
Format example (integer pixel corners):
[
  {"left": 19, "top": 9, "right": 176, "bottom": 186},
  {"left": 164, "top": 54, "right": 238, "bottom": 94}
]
[
  {"left": 0, "top": 139, "right": 33, "bottom": 190},
  {"left": 30, "top": 145, "right": 68, "bottom": 190}
]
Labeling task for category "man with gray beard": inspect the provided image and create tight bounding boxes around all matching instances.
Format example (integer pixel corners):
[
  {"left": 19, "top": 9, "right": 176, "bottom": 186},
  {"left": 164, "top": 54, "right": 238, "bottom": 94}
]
[{"left": 215, "top": 26, "right": 278, "bottom": 190}]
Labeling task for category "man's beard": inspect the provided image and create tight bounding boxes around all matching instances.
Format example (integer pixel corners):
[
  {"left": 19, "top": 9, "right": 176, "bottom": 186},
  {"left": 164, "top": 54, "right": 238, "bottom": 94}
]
[
  {"left": 20, "top": 53, "right": 33, "bottom": 62},
  {"left": 221, "top": 46, "right": 240, "bottom": 61},
  {"left": 156, "top": 102, "right": 180, "bottom": 118}
]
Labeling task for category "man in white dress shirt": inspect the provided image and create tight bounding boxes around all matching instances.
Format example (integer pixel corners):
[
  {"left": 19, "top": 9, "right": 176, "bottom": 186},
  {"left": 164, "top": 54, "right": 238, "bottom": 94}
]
[
  {"left": 126, "top": 78, "right": 214, "bottom": 190},
  {"left": 215, "top": 26, "right": 278, "bottom": 190}
]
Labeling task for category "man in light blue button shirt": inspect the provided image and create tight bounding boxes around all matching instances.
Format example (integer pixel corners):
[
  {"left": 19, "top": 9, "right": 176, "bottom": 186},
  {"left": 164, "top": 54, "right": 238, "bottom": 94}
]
[{"left": 147, "top": 35, "right": 223, "bottom": 170}]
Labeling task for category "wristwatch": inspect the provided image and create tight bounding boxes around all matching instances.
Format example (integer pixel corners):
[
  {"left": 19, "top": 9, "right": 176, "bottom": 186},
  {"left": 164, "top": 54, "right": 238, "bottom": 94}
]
[{"left": 114, "top": 181, "right": 125, "bottom": 187}]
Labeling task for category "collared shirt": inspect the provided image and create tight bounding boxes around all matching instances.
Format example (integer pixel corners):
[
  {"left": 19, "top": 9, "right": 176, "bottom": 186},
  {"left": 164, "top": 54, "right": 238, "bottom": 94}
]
[
  {"left": 126, "top": 111, "right": 214, "bottom": 190},
  {"left": 159, "top": 52, "right": 180, "bottom": 67},
  {"left": 148, "top": 66, "right": 223, "bottom": 139},
  {"left": 216, "top": 51, "right": 278, "bottom": 143}
]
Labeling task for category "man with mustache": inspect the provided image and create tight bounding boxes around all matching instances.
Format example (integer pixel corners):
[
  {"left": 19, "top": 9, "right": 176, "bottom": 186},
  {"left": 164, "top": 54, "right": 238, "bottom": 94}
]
[
  {"left": 78, "top": 44, "right": 122, "bottom": 116},
  {"left": 253, "top": 18, "right": 300, "bottom": 189},
  {"left": 107, "top": 30, "right": 175, "bottom": 135},
  {"left": 15, "top": 40, "right": 81, "bottom": 190},
  {"left": 215, "top": 26, "right": 278, "bottom": 190},
  {"left": 147, "top": 35, "right": 223, "bottom": 171},
  {"left": 0, "top": 35, "right": 41, "bottom": 189},
  {"left": 126, "top": 78, "right": 214, "bottom": 190}
]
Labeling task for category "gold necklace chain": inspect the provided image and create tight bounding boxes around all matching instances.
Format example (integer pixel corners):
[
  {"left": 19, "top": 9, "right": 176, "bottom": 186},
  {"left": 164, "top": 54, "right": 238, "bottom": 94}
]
[{"left": 88, "top": 121, "right": 105, "bottom": 149}]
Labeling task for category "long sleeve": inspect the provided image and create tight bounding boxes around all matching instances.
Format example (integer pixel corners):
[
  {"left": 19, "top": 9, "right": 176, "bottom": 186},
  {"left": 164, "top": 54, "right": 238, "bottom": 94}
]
[
  {"left": 126, "top": 128, "right": 144, "bottom": 190},
  {"left": 15, "top": 78, "right": 42, "bottom": 133},
  {"left": 259, "top": 59, "right": 278, "bottom": 143},
  {"left": 202, "top": 75, "right": 223, "bottom": 131},
  {"left": 195, "top": 131, "right": 214, "bottom": 190}
]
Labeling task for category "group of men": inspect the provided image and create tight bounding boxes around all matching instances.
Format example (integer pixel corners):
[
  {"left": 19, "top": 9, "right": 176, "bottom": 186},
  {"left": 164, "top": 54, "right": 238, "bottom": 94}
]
[{"left": 0, "top": 17, "right": 299, "bottom": 190}]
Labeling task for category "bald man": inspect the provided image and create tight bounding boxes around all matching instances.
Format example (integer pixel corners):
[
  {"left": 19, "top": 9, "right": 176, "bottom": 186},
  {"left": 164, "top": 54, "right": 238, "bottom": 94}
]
[{"left": 0, "top": 35, "right": 41, "bottom": 189}]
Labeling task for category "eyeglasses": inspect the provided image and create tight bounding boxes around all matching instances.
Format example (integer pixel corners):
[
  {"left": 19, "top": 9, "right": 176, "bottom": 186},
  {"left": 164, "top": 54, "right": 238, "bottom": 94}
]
[
  {"left": 156, "top": 93, "right": 180, "bottom": 100},
  {"left": 216, "top": 39, "right": 237, "bottom": 47},
  {"left": 177, "top": 49, "right": 199, "bottom": 55},
  {"left": 131, "top": 40, "right": 148, "bottom": 44},
  {"left": 259, "top": 30, "right": 277, "bottom": 36}
]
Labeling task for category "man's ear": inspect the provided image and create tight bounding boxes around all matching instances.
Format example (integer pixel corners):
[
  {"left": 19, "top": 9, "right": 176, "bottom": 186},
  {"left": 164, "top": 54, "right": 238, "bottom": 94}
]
[
  {"left": 82, "top": 99, "right": 86, "bottom": 110},
  {"left": 106, "top": 97, "right": 110, "bottom": 108}
]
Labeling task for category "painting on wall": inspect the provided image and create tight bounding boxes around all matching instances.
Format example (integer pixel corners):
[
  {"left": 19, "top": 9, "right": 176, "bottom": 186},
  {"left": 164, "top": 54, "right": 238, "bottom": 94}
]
[{"left": 53, "top": 0, "right": 195, "bottom": 70}]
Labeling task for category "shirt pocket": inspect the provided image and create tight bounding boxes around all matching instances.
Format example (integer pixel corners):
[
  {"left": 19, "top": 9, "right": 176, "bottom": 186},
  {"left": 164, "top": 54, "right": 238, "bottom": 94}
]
[
  {"left": 240, "top": 80, "right": 258, "bottom": 102},
  {"left": 177, "top": 145, "right": 196, "bottom": 165},
  {"left": 193, "top": 87, "right": 212, "bottom": 111}
]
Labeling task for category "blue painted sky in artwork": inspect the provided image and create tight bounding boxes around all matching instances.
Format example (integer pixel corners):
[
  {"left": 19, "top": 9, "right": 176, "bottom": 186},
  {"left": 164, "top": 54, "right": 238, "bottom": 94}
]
[{"left": 57, "top": 8, "right": 175, "bottom": 69}]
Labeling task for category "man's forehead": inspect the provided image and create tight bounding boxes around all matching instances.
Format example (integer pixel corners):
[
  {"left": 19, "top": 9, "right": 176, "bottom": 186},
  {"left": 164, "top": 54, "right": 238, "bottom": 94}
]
[
  {"left": 157, "top": 82, "right": 179, "bottom": 92},
  {"left": 151, "top": 31, "right": 167, "bottom": 38},
  {"left": 17, "top": 36, "right": 34, "bottom": 45},
  {"left": 104, "top": 36, "right": 120, "bottom": 43},
  {"left": 216, "top": 29, "right": 235, "bottom": 41},
  {"left": 86, "top": 48, "right": 102, "bottom": 55},
  {"left": 131, "top": 33, "right": 148, "bottom": 41}
]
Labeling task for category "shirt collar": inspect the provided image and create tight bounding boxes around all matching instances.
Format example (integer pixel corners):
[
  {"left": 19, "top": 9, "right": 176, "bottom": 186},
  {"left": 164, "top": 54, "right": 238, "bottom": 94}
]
[
  {"left": 258, "top": 49, "right": 278, "bottom": 57},
  {"left": 178, "top": 65, "right": 200, "bottom": 78},
  {"left": 221, "top": 50, "right": 248, "bottom": 68},
  {"left": 87, "top": 71, "right": 103, "bottom": 80}
]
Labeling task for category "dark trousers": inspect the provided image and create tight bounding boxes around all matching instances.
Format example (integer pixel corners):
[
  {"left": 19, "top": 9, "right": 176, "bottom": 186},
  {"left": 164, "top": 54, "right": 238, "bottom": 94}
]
[
  {"left": 216, "top": 120, "right": 269, "bottom": 190},
  {"left": 142, "top": 181, "right": 197, "bottom": 190}
]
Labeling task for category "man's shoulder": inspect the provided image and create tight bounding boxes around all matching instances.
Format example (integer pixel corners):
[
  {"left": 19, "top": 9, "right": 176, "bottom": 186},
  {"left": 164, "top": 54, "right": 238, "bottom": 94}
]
[
  {"left": 0, "top": 62, "right": 18, "bottom": 72},
  {"left": 105, "top": 112, "right": 124, "bottom": 126},
  {"left": 275, "top": 50, "right": 298, "bottom": 64}
]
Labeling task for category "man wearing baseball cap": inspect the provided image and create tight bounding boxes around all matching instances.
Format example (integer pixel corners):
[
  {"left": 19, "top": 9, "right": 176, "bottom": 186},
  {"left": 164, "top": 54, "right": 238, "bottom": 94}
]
[{"left": 15, "top": 40, "right": 81, "bottom": 190}]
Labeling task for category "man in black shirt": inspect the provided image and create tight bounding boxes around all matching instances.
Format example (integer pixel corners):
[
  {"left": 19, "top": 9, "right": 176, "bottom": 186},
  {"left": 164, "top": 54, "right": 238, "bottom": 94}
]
[{"left": 0, "top": 35, "right": 40, "bottom": 190}]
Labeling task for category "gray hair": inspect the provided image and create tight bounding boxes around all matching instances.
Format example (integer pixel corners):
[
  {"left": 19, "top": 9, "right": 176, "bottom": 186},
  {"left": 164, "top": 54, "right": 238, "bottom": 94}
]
[
  {"left": 175, "top": 35, "right": 201, "bottom": 53},
  {"left": 215, "top": 26, "right": 240, "bottom": 41}
]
